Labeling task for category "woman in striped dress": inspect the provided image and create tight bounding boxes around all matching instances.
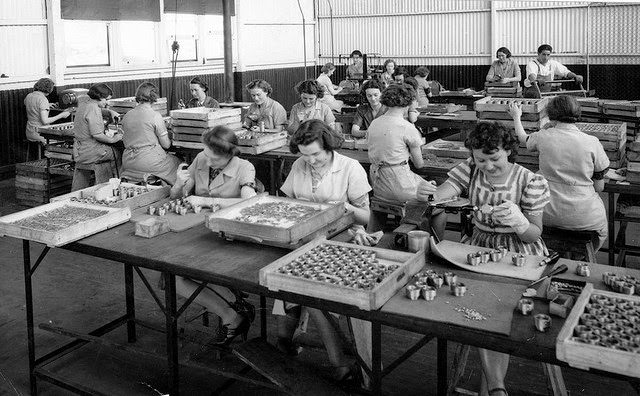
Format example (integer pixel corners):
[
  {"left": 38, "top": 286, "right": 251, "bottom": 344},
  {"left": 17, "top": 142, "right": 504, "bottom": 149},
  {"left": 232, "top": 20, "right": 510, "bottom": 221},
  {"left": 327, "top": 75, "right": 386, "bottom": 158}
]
[{"left": 418, "top": 121, "right": 550, "bottom": 396}]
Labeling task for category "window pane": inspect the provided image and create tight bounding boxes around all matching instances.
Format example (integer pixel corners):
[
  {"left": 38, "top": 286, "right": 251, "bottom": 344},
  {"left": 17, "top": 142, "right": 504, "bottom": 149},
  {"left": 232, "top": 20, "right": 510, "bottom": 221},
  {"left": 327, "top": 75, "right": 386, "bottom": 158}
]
[
  {"left": 119, "top": 21, "right": 157, "bottom": 65},
  {"left": 64, "top": 20, "right": 109, "bottom": 67},
  {"left": 204, "top": 15, "right": 224, "bottom": 59},
  {"left": 165, "top": 13, "right": 197, "bottom": 62}
]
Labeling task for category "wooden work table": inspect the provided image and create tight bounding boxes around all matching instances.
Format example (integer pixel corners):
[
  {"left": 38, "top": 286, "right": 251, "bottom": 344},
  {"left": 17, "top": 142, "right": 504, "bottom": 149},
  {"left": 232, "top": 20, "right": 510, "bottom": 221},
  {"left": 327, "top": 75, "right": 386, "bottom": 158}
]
[{"left": 14, "top": 217, "right": 640, "bottom": 395}]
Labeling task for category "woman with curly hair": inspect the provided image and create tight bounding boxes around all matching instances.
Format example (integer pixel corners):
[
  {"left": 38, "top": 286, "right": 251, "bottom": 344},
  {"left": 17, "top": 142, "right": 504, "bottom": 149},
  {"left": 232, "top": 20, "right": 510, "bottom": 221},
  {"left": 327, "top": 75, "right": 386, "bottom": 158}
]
[
  {"left": 243, "top": 79, "right": 287, "bottom": 131},
  {"left": 366, "top": 83, "right": 426, "bottom": 230},
  {"left": 351, "top": 79, "right": 386, "bottom": 138},
  {"left": 417, "top": 122, "right": 551, "bottom": 396},
  {"left": 287, "top": 80, "right": 336, "bottom": 134},
  {"left": 380, "top": 58, "right": 397, "bottom": 88}
]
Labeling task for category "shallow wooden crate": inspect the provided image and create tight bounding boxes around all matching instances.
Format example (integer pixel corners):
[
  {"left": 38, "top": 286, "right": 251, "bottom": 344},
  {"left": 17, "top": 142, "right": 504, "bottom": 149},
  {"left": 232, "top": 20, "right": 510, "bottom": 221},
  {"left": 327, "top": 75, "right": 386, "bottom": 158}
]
[
  {"left": 107, "top": 97, "right": 167, "bottom": 108},
  {"left": 170, "top": 107, "right": 241, "bottom": 121},
  {"left": 474, "top": 96, "right": 549, "bottom": 113},
  {"left": 236, "top": 130, "right": 287, "bottom": 147},
  {"left": 0, "top": 201, "right": 131, "bottom": 247},
  {"left": 423, "top": 139, "right": 470, "bottom": 159},
  {"left": 417, "top": 103, "right": 464, "bottom": 114},
  {"left": 51, "top": 181, "right": 169, "bottom": 210},
  {"left": 556, "top": 284, "right": 640, "bottom": 378},
  {"left": 38, "top": 122, "right": 75, "bottom": 137},
  {"left": 576, "top": 122, "right": 626, "bottom": 143},
  {"left": 259, "top": 238, "right": 425, "bottom": 311},
  {"left": 206, "top": 194, "right": 345, "bottom": 245}
]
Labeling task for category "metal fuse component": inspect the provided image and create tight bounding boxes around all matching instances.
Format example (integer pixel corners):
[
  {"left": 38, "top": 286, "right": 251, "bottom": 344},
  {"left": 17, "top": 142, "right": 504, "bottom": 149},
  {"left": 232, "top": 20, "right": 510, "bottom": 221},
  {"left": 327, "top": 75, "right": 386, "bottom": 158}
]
[
  {"left": 518, "top": 298, "right": 534, "bottom": 315},
  {"left": 422, "top": 286, "right": 436, "bottom": 301},
  {"left": 534, "top": 313, "right": 552, "bottom": 332},
  {"left": 512, "top": 253, "right": 526, "bottom": 267},
  {"left": 452, "top": 283, "right": 467, "bottom": 297}
]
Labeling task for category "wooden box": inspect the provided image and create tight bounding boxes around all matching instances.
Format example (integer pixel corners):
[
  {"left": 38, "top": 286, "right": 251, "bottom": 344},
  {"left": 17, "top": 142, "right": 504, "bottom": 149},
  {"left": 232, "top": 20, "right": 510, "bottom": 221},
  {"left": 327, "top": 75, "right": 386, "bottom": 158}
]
[
  {"left": 38, "top": 122, "right": 75, "bottom": 137},
  {"left": 0, "top": 201, "right": 131, "bottom": 247},
  {"left": 51, "top": 181, "right": 169, "bottom": 210},
  {"left": 417, "top": 103, "right": 464, "bottom": 114},
  {"left": 170, "top": 107, "right": 241, "bottom": 121},
  {"left": 259, "top": 238, "right": 425, "bottom": 310},
  {"left": 423, "top": 139, "right": 470, "bottom": 159},
  {"left": 576, "top": 123, "right": 626, "bottom": 143},
  {"left": 108, "top": 97, "right": 167, "bottom": 108},
  {"left": 236, "top": 130, "right": 287, "bottom": 147},
  {"left": 474, "top": 96, "right": 549, "bottom": 114},
  {"left": 556, "top": 284, "right": 640, "bottom": 378},
  {"left": 206, "top": 194, "right": 346, "bottom": 245}
]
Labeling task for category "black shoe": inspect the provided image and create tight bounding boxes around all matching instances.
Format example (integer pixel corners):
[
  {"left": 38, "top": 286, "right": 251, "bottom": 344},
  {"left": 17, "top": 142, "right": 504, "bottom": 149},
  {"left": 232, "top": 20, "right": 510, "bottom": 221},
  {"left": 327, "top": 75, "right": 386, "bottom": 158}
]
[
  {"left": 213, "top": 314, "right": 250, "bottom": 346},
  {"left": 233, "top": 298, "right": 256, "bottom": 323}
]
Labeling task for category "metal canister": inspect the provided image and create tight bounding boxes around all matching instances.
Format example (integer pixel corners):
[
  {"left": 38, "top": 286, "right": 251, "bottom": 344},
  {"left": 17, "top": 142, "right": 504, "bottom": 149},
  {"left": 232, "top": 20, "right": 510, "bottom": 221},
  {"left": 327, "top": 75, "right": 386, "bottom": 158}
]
[
  {"left": 157, "top": 207, "right": 167, "bottom": 216},
  {"left": 421, "top": 286, "right": 436, "bottom": 301},
  {"left": 479, "top": 251, "right": 490, "bottom": 264},
  {"left": 452, "top": 283, "right": 467, "bottom": 297},
  {"left": 443, "top": 272, "right": 457, "bottom": 286},
  {"left": 489, "top": 249, "right": 503, "bottom": 262},
  {"left": 534, "top": 313, "right": 552, "bottom": 332},
  {"left": 148, "top": 205, "right": 156, "bottom": 215},
  {"left": 621, "top": 282, "right": 636, "bottom": 295},
  {"left": 512, "top": 253, "right": 526, "bottom": 267},
  {"left": 429, "top": 275, "right": 444, "bottom": 289},
  {"left": 518, "top": 298, "right": 534, "bottom": 315},
  {"left": 467, "top": 253, "right": 481, "bottom": 266},
  {"left": 576, "top": 263, "right": 591, "bottom": 277}
]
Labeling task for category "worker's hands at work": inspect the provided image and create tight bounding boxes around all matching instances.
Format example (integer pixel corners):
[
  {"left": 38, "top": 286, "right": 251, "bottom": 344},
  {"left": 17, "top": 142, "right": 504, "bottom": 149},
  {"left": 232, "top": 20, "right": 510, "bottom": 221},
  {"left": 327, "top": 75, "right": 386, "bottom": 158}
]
[
  {"left": 60, "top": 110, "right": 72, "bottom": 119},
  {"left": 416, "top": 180, "right": 438, "bottom": 202},
  {"left": 492, "top": 200, "right": 530, "bottom": 234},
  {"left": 348, "top": 225, "right": 383, "bottom": 246},
  {"left": 184, "top": 195, "right": 214, "bottom": 208},
  {"left": 507, "top": 102, "right": 522, "bottom": 120}
]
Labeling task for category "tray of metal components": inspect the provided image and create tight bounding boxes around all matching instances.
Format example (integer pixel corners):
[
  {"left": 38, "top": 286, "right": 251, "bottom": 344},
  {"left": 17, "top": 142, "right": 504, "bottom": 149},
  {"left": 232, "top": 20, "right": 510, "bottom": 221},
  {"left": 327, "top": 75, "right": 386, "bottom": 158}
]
[
  {"left": 38, "top": 122, "right": 75, "bottom": 137},
  {"left": 235, "top": 130, "right": 287, "bottom": 146},
  {"left": 52, "top": 180, "right": 169, "bottom": 210},
  {"left": 601, "top": 272, "right": 640, "bottom": 296},
  {"left": 474, "top": 96, "right": 549, "bottom": 114},
  {"left": 546, "top": 277, "right": 587, "bottom": 299},
  {"left": 556, "top": 284, "right": 640, "bottom": 378},
  {"left": 259, "top": 238, "right": 425, "bottom": 310}
]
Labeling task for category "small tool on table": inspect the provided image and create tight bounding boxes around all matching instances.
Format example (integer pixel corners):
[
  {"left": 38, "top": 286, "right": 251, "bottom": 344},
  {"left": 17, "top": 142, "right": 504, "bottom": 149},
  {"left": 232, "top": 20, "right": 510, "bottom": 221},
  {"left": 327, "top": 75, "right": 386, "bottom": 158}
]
[{"left": 527, "top": 263, "right": 568, "bottom": 288}]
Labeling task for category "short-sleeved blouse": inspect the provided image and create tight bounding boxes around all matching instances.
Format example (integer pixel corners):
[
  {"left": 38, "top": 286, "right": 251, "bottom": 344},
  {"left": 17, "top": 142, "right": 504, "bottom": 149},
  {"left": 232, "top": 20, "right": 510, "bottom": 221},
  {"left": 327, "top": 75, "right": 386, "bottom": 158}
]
[
  {"left": 73, "top": 100, "right": 110, "bottom": 164},
  {"left": 188, "top": 154, "right": 256, "bottom": 198},
  {"left": 486, "top": 58, "right": 522, "bottom": 82},
  {"left": 122, "top": 105, "right": 168, "bottom": 149},
  {"left": 288, "top": 102, "right": 335, "bottom": 133},
  {"left": 352, "top": 104, "right": 387, "bottom": 131},
  {"left": 316, "top": 74, "right": 337, "bottom": 96},
  {"left": 367, "top": 115, "right": 422, "bottom": 166},
  {"left": 280, "top": 152, "right": 371, "bottom": 204},
  {"left": 243, "top": 97, "right": 287, "bottom": 130}
]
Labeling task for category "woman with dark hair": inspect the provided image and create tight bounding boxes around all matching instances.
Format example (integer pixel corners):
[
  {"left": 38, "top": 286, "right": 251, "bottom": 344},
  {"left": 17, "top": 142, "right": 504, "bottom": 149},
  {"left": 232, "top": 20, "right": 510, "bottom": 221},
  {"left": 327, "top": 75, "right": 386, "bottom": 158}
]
[
  {"left": 486, "top": 47, "right": 521, "bottom": 87},
  {"left": 351, "top": 79, "right": 386, "bottom": 138},
  {"left": 168, "top": 125, "right": 257, "bottom": 345},
  {"left": 242, "top": 79, "right": 287, "bottom": 131},
  {"left": 276, "top": 119, "right": 373, "bottom": 384},
  {"left": 24, "top": 78, "right": 71, "bottom": 148},
  {"left": 413, "top": 66, "right": 431, "bottom": 107},
  {"left": 186, "top": 77, "right": 220, "bottom": 108},
  {"left": 418, "top": 122, "right": 550, "bottom": 396},
  {"left": 380, "top": 58, "right": 397, "bottom": 88},
  {"left": 509, "top": 95, "right": 608, "bottom": 249},
  {"left": 71, "top": 83, "right": 123, "bottom": 191},
  {"left": 287, "top": 80, "right": 336, "bottom": 133},
  {"left": 346, "top": 49, "right": 364, "bottom": 80},
  {"left": 121, "top": 82, "right": 181, "bottom": 184},
  {"left": 316, "top": 62, "right": 344, "bottom": 112},
  {"left": 524, "top": 44, "right": 583, "bottom": 98},
  {"left": 392, "top": 66, "right": 410, "bottom": 84}
]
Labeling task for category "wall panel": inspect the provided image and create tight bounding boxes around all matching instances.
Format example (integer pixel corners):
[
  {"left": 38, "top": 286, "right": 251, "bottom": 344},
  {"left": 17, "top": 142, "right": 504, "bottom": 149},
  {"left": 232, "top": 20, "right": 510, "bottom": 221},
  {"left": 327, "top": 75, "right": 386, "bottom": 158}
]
[{"left": 0, "top": 26, "right": 49, "bottom": 78}]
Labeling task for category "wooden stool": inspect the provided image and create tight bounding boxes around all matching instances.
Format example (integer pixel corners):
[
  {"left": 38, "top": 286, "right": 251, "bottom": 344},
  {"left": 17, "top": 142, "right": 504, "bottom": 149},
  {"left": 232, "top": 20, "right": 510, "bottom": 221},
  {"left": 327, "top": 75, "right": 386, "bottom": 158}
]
[{"left": 541, "top": 227, "right": 599, "bottom": 263}]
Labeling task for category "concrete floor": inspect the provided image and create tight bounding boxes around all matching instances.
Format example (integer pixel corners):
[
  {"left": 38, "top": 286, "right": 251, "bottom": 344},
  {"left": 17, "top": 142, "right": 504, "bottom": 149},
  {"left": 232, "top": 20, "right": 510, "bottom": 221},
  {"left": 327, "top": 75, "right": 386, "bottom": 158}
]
[{"left": 0, "top": 178, "right": 639, "bottom": 395}]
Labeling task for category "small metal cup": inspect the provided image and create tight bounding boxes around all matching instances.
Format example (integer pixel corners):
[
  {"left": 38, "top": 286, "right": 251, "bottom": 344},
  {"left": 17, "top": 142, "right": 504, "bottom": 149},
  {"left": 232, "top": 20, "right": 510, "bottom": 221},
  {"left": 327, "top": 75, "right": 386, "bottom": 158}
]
[
  {"left": 406, "top": 285, "right": 421, "bottom": 301},
  {"left": 479, "top": 251, "right": 490, "bottom": 264},
  {"left": 421, "top": 286, "right": 436, "bottom": 301},
  {"left": 518, "top": 298, "right": 534, "bottom": 315},
  {"left": 489, "top": 250, "right": 503, "bottom": 262},
  {"left": 534, "top": 313, "right": 551, "bottom": 332},
  {"left": 452, "top": 283, "right": 467, "bottom": 297},
  {"left": 148, "top": 206, "right": 156, "bottom": 215},
  {"left": 429, "top": 276, "right": 444, "bottom": 289},
  {"left": 512, "top": 254, "right": 526, "bottom": 267},
  {"left": 443, "top": 272, "right": 457, "bottom": 286}
]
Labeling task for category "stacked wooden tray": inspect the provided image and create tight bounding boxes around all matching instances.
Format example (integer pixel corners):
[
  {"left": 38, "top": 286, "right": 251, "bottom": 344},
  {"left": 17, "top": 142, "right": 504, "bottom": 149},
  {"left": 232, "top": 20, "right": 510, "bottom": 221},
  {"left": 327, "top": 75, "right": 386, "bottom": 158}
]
[
  {"left": 205, "top": 194, "right": 351, "bottom": 248},
  {"left": 259, "top": 238, "right": 425, "bottom": 310},
  {"left": 422, "top": 139, "right": 470, "bottom": 160},
  {"left": 15, "top": 159, "right": 73, "bottom": 207},
  {"left": 170, "top": 107, "right": 243, "bottom": 148},
  {"left": 51, "top": 181, "right": 169, "bottom": 210},
  {"left": 484, "top": 82, "right": 521, "bottom": 97},
  {"left": 556, "top": 284, "right": 640, "bottom": 379},
  {"left": 235, "top": 129, "right": 288, "bottom": 154},
  {"left": 474, "top": 97, "right": 550, "bottom": 130},
  {"left": 0, "top": 200, "right": 131, "bottom": 247},
  {"left": 107, "top": 97, "right": 168, "bottom": 116},
  {"left": 38, "top": 122, "right": 75, "bottom": 138},
  {"left": 602, "top": 100, "right": 640, "bottom": 118},
  {"left": 576, "top": 98, "right": 603, "bottom": 117},
  {"left": 417, "top": 103, "right": 465, "bottom": 114}
]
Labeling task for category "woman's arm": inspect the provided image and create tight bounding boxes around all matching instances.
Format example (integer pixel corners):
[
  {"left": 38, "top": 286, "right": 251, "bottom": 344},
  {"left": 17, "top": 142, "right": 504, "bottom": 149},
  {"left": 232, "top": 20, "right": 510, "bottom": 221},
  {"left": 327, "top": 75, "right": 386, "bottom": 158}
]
[
  {"left": 593, "top": 179, "right": 605, "bottom": 192},
  {"left": 351, "top": 125, "right": 366, "bottom": 138},
  {"left": 407, "top": 102, "right": 419, "bottom": 123},
  {"left": 344, "top": 195, "right": 370, "bottom": 226},
  {"left": 508, "top": 103, "right": 528, "bottom": 145},
  {"left": 93, "top": 131, "right": 123, "bottom": 145},
  {"left": 409, "top": 144, "right": 424, "bottom": 169},
  {"left": 39, "top": 109, "right": 71, "bottom": 125},
  {"left": 518, "top": 212, "right": 543, "bottom": 243},
  {"left": 486, "top": 63, "right": 497, "bottom": 82},
  {"left": 157, "top": 133, "right": 171, "bottom": 149}
]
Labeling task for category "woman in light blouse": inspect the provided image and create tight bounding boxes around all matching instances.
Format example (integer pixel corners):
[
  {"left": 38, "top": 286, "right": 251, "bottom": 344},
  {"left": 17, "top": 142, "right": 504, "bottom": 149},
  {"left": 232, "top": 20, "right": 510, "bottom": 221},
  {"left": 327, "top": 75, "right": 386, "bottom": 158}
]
[{"left": 486, "top": 47, "right": 522, "bottom": 91}]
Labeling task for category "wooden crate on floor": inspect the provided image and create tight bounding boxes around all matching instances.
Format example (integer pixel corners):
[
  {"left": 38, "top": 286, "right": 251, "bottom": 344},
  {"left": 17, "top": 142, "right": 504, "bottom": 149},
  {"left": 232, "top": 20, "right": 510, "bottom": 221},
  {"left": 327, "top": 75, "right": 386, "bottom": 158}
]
[{"left": 15, "top": 159, "right": 73, "bottom": 207}]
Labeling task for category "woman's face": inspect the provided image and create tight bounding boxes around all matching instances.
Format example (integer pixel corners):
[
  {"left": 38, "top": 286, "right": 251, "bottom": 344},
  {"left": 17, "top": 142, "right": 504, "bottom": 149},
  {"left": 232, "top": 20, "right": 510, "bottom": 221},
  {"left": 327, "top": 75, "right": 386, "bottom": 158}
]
[
  {"left": 300, "top": 92, "right": 317, "bottom": 108},
  {"left": 351, "top": 55, "right": 362, "bottom": 65},
  {"left": 472, "top": 146, "right": 512, "bottom": 178},
  {"left": 249, "top": 87, "right": 268, "bottom": 105},
  {"left": 190, "top": 83, "right": 206, "bottom": 100},
  {"left": 497, "top": 52, "right": 507, "bottom": 63},
  {"left": 386, "top": 62, "right": 395, "bottom": 73},
  {"left": 326, "top": 68, "right": 335, "bottom": 76},
  {"left": 298, "top": 140, "right": 331, "bottom": 169},
  {"left": 98, "top": 95, "right": 111, "bottom": 108},
  {"left": 203, "top": 145, "right": 231, "bottom": 170},
  {"left": 365, "top": 88, "right": 381, "bottom": 107}
]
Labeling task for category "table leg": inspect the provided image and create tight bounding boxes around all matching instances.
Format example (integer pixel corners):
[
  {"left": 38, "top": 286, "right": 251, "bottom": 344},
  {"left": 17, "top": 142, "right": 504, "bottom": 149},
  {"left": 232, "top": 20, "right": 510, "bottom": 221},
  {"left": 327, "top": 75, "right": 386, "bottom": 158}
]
[
  {"left": 437, "top": 338, "right": 448, "bottom": 396},
  {"left": 124, "top": 264, "right": 136, "bottom": 343},
  {"left": 269, "top": 160, "right": 276, "bottom": 195},
  {"left": 371, "top": 322, "right": 382, "bottom": 396},
  {"left": 23, "top": 240, "right": 37, "bottom": 395},
  {"left": 609, "top": 192, "right": 615, "bottom": 266},
  {"left": 260, "top": 295, "right": 267, "bottom": 340},
  {"left": 164, "top": 272, "right": 180, "bottom": 395}
]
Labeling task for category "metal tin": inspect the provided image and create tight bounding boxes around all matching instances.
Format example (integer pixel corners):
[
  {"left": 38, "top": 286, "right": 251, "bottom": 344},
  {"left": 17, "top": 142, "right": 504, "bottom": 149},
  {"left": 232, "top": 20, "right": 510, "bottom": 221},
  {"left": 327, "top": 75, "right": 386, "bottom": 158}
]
[
  {"left": 621, "top": 282, "right": 635, "bottom": 295},
  {"left": 157, "top": 207, "right": 167, "bottom": 216},
  {"left": 489, "top": 250, "right": 503, "bottom": 262},
  {"left": 443, "top": 272, "right": 457, "bottom": 286},
  {"left": 429, "top": 276, "right": 444, "bottom": 289},
  {"left": 518, "top": 298, "right": 534, "bottom": 315},
  {"left": 614, "top": 280, "right": 626, "bottom": 293},
  {"left": 422, "top": 286, "right": 436, "bottom": 301},
  {"left": 193, "top": 205, "right": 202, "bottom": 214},
  {"left": 467, "top": 253, "right": 481, "bottom": 266},
  {"left": 576, "top": 263, "right": 591, "bottom": 277},
  {"left": 479, "top": 251, "right": 490, "bottom": 264},
  {"left": 534, "top": 313, "right": 552, "bottom": 332},
  {"left": 148, "top": 206, "right": 156, "bottom": 215},
  {"left": 452, "top": 283, "right": 467, "bottom": 297},
  {"left": 512, "top": 254, "right": 526, "bottom": 267}
]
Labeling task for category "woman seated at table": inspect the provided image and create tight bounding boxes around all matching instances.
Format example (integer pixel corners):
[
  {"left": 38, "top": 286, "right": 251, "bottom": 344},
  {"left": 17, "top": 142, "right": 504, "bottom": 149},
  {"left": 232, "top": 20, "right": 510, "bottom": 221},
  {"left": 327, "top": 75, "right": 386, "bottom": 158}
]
[
  {"left": 316, "top": 62, "right": 344, "bottom": 112},
  {"left": 288, "top": 79, "right": 336, "bottom": 134},
  {"left": 392, "top": 66, "right": 410, "bottom": 84},
  {"left": 185, "top": 77, "right": 220, "bottom": 108},
  {"left": 121, "top": 82, "right": 181, "bottom": 185},
  {"left": 509, "top": 95, "right": 609, "bottom": 250},
  {"left": 346, "top": 49, "right": 364, "bottom": 80},
  {"left": 417, "top": 122, "right": 550, "bottom": 396},
  {"left": 170, "top": 126, "right": 258, "bottom": 344},
  {"left": 380, "top": 58, "right": 397, "bottom": 88},
  {"left": 72, "top": 83, "right": 123, "bottom": 191},
  {"left": 276, "top": 119, "right": 375, "bottom": 383},
  {"left": 242, "top": 79, "right": 288, "bottom": 132},
  {"left": 351, "top": 79, "right": 386, "bottom": 138},
  {"left": 413, "top": 67, "right": 431, "bottom": 107},
  {"left": 486, "top": 47, "right": 522, "bottom": 92}
]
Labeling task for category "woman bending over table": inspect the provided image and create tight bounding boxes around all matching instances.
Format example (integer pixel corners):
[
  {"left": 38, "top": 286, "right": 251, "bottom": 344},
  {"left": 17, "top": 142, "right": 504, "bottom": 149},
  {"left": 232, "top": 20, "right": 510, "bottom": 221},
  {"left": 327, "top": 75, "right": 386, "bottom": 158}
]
[
  {"left": 509, "top": 95, "right": 609, "bottom": 250},
  {"left": 418, "top": 122, "right": 550, "bottom": 396},
  {"left": 170, "top": 126, "right": 258, "bottom": 345},
  {"left": 275, "top": 119, "right": 375, "bottom": 384},
  {"left": 242, "top": 79, "right": 287, "bottom": 131},
  {"left": 121, "top": 82, "right": 181, "bottom": 184},
  {"left": 287, "top": 79, "right": 336, "bottom": 134}
]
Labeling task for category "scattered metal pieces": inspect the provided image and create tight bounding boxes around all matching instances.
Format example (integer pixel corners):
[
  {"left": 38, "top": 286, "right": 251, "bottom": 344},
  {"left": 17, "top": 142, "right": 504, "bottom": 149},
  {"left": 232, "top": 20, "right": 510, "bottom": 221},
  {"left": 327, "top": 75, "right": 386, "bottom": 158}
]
[{"left": 454, "top": 305, "right": 487, "bottom": 321}]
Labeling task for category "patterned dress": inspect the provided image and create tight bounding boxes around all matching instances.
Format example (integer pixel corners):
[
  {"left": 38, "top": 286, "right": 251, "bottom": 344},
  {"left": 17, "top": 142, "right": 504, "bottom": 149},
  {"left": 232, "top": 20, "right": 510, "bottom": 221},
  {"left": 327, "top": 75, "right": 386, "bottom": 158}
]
[{"left": 446, "top": 158, "right": 550, "bottom": 255}]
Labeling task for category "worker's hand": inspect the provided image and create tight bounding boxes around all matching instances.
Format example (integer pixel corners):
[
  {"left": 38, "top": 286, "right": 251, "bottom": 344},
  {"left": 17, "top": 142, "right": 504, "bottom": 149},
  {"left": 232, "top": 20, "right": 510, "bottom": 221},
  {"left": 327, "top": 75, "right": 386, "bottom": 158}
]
[
  {"left": 185, "top": 195, "right": 212, "bottom": 208},
  {"left": 507, "top": 102, "right": 522, "bottom": 120},
  {"left": 113, "top": 133, "right": 123, "bottom": 142},
  {"left": 416, "top": 180, "right": 438, "bottom": 202},
  {"left": 492, "top": 200, "right": 530, "bottom": 234},
  {"left": 175, "top": 163, "right": 190, "bottom": 186},
  {"left": 60, "top": 110, "right": 71, "bottom": 118},
  {"left": 575, "top": 75, "right": 584, "bottom": 84},
  {"left": 348, "top": 225, "right": 383, "bottom": 246}
]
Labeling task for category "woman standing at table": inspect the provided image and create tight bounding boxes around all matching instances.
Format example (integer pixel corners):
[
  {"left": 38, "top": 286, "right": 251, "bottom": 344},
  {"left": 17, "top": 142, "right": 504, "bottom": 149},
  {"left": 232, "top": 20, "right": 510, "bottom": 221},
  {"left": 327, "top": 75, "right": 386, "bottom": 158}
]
[
  {"left": 242, "top": 79, "right": 288, "bottom": 131},
  {"left": 185, "top": 77, "right": 220, "bottom": 108},
  {"left": 121, "top": 82, "right": 181, "bottom": 184},
  {"left": 23, "top": 78, "right": 71, "bottom": 156},
  {"left": 170, "top": 126, "right": 258, "bottom": 344},
  {"left": 287, "top": 79, "right": 336, "bottom": 134},
  {"left": 486, "top": 47, "right": 522, "bottom": 94},
  {"left": 509, "top": 95, "right": 609, "bottom": 250},
  {"left": 71, "top": 83, "right": 123, "bottom": 191},
  {"left": 316, "top": 62, "right": 344, "bottom": 112},
  {"left": 418, "top": 122, "right": 550, "bottom": 396},
  {"left": 380, "top": 59, "right": 397, "bottom": 88},
  {"left": 276, "top": 119, "right": 375, "bottom": 384},
  {"left": 350, "top": 79, "right": 386, "bottom": 138}
]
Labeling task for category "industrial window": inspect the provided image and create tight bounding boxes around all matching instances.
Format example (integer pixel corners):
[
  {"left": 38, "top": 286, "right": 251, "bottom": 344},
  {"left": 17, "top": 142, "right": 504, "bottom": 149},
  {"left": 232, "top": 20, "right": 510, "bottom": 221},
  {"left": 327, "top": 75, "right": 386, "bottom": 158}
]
[
  {"left": 165, "top": 13, "right": 198, "bottom": 62},
  {"left": 118, "top": 21, "right": 158, "bottom": 66},
  {"left": 203, "top": 15, "right": 224, "bottom": 60},
  {"left": 63, "top": 20, "right": 110, "bottom": 67}
]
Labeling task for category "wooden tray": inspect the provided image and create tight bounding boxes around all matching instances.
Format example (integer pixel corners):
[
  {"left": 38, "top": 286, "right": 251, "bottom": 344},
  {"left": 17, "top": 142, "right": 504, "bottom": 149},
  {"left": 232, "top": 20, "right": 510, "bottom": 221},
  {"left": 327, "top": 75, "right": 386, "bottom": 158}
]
[
  {"left": 474, "top": 96, "right": 548, "bottom": 113},
  {"left": 0, "top": 201, "right": 131, "bottom": 247},
  {"left": 172, "top": 117, "right": 241, "bottom": 128},
  {"left": 107, "top": 97, "right": 167, "bottom": 108},
  {"left": 236, "top": 130, "right": 288, "bottom": 146},
  {"left": 423, "top": 139, "right": 470, "bottom": 159},
  {"left": 51, "top": 181, "right": 169, "bottom": 210},
  {"left": 602, "top": 101, "right": 640, "bottom": 111},
  {"left": 38, "top": 122, "right": 75, "bottom": 137},
  {"left": 237, "top": 138, "right": 287, "bottom": 154},
  {"left": 206, "top": 194, "right": 345, "bottom": 245},
  {"left": 477, "top": 117, "right": 550, "bottom": 130},
  {"left": 417, "top": 103, "right": 464, "bottom": 114},
  {"left": 173, "top": 120, "right": 242, "bottom": 135},
  {"left": 259, "top": 238, "right": 425, "bottom": 310},
  {"left": 476, "top": 111, "right": 541, "bottom": 121},
  {"left": 556, "top": 285, "right": 640, "bottom": 378},
  {"left": 170, "top": 107, "right": 241, "bottom": 121}
]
